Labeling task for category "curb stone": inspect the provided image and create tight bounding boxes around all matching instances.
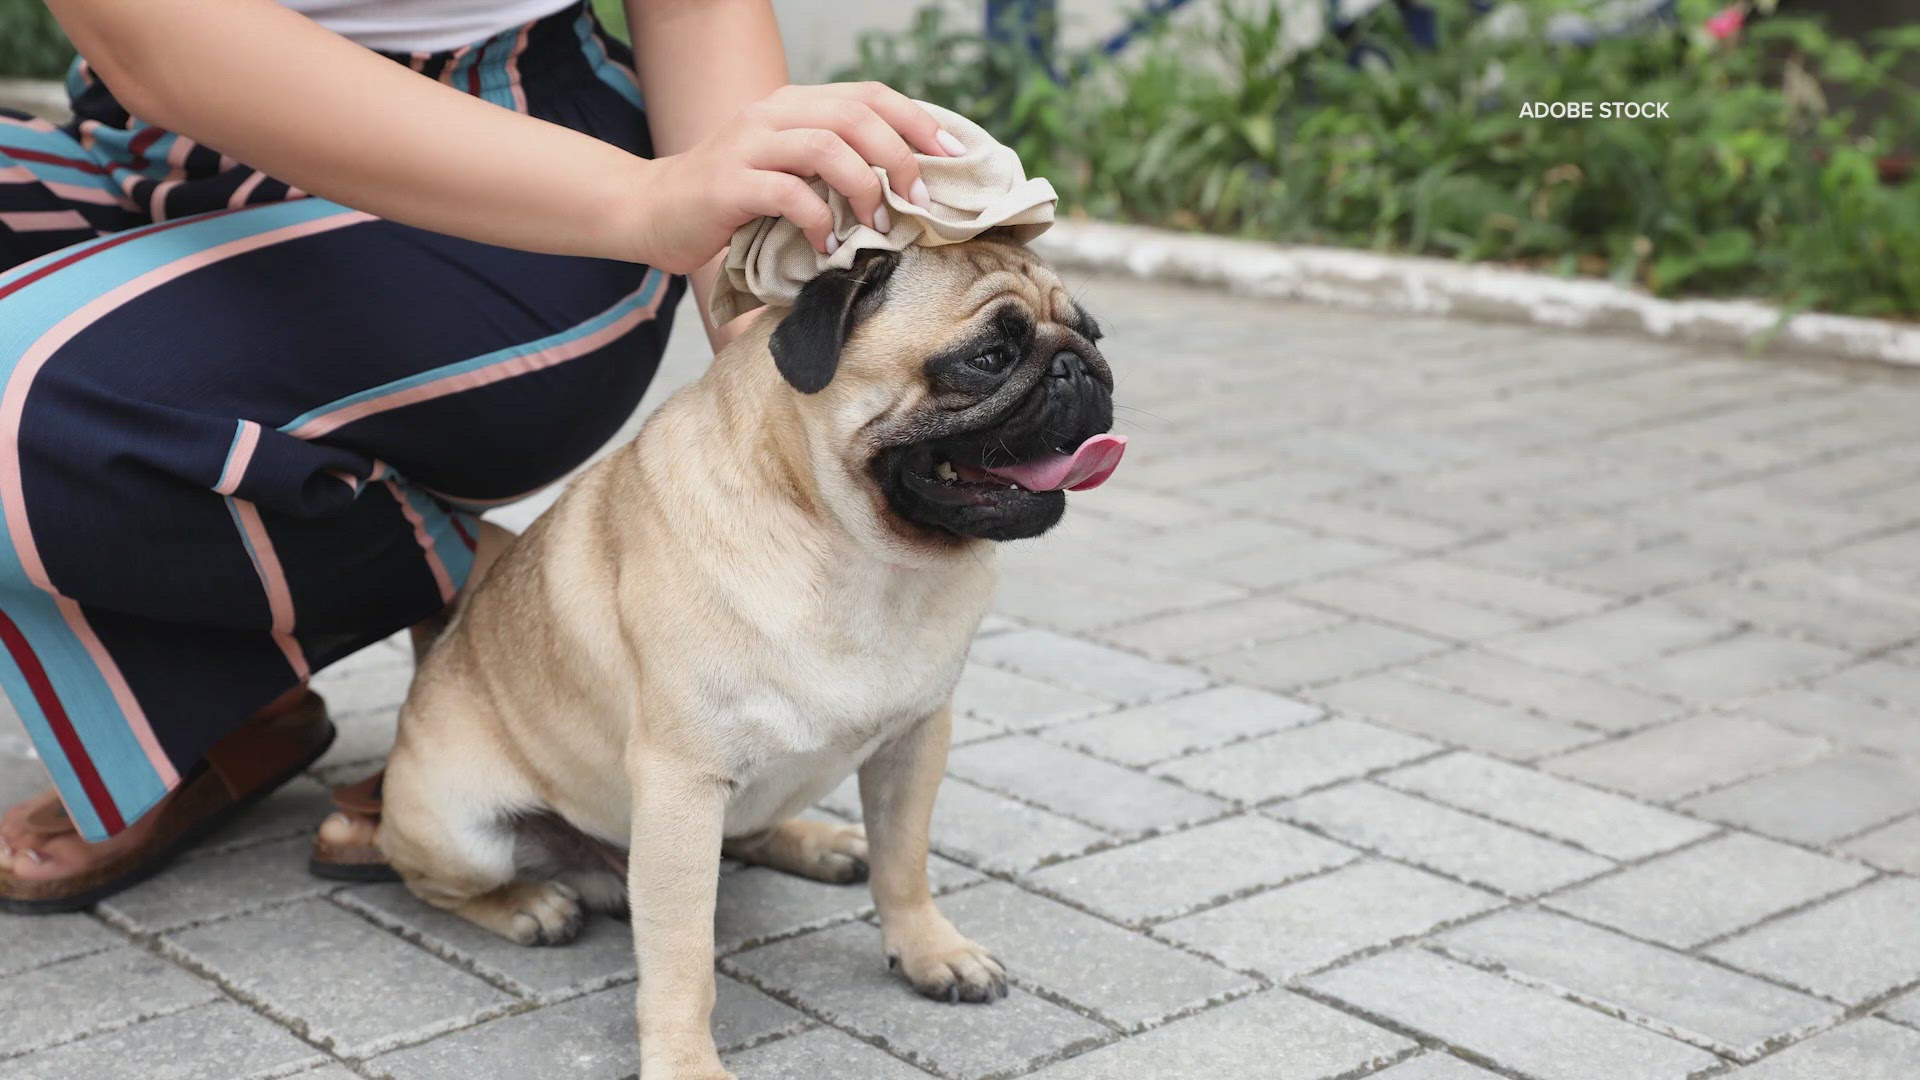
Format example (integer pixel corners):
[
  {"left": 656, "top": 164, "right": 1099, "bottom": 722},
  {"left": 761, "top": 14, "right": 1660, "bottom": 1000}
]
[{"left": 1033, "top": 220, "right": 1920, "bottom": 368}]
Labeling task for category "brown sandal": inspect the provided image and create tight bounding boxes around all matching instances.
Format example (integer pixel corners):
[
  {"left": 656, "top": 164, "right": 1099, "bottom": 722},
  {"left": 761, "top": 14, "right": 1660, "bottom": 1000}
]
[
  {"left": 0, "top": 690, "right": 334, "bottom": 914},
  {"left": 308, "top": 769, "right": 398, "bottom": 882}
]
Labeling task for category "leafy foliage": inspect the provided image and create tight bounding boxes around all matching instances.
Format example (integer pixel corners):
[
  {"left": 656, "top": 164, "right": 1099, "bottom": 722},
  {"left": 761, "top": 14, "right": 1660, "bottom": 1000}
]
[
  {"left": 0, "top": 0, "right": 75, "bottom": 80},
  {"left": 841, "top": 1, "right": 1920, "bottom": 317}
]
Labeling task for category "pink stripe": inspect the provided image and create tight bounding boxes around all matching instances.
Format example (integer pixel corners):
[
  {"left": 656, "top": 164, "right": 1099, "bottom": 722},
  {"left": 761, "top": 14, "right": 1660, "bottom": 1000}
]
[
  {"left": 0, "top": 115, "right": 56, "bottom": 134},
  {"left": 228, "top": 170, "right": 269, "bottom": 209},
  {"left": 230, "top": 498, "right": 309, "bottom": 680},
  {"left": 287, "top": 276, "right": 667, "bottom": 440},
  {"left": 367, "top": 460, "right": 390, "bottom": 482},
  {"left": 164, "top": 136, "right": 194, "bottom": 175},
  {"left": 386, "top": 479, "right": 456, "bottom": 604},
  {"left": 0, "top": 208, "right": 371, "bottom": 784},
  {"left": 0, "top": 165, "right": 34, "bottom": 183},
  {"left": 214, "top": 421, "right": 261, "bottom": 496},
  {"left": 150, "top": 180, "right": 181, "bottom": 222},
  {"left": 45, "top": 180, "right": 130, "bottom": 208},
  {"left": 0, "top": 210, "right": 91, "bottom": 233},
  {"left": 506, "top": 24, "right": 533, "bottom": 113}
]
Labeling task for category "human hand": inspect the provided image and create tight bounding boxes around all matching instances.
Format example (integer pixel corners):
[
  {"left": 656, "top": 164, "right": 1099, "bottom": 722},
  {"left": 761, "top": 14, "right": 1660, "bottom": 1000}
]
[{"left": 629, "top": 82, "right": 963, "bottom": 274}]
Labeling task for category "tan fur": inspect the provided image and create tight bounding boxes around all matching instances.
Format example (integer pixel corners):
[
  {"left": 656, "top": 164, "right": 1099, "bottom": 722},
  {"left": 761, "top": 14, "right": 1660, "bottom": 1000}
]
[{"left": 380, "top": 240, "right": 1079, "bottom": 1079}]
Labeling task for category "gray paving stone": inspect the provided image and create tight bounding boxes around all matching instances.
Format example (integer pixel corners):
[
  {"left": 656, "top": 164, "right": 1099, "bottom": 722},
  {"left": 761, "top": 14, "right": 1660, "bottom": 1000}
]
[
  {"left": 1544, "top": 715, "right": 1830, "bottom": 800},
  {"left": 724, "top": 921, "right": 1109, "bottom": 1080},
  {"left": 970, "top": 629, "right": 1210, "bottom": 704},
  {"left": 1201, "top": 533, "right": 1401, "bottom": 591},
  {"left": 1265, "top": 498, "right": 1470, "bottom": 551},
  {"left": 164, "top": 898, "right": 512, "bottom": 1057},
  {"left": 1288, "top": 575, "right": 1531, "bottom": 641},
  {"left": 937, "top": 882, "right": 1253, "bottom": 1030},
  {"left": 195, "top": 776, "right": 337, "bottom": 856},
  {"left": 1156, "top": 718, "right": 1437, "bottom": 804},
  {"left": 1382, "top": 753, "right": 1713, "bottom": 860},
  {"left": 1367, "top": 1055, "right": 1505, "bottom": 1079},
  {"left": 0, "top": 1001, "right": 325, "bottom": 1080},
  {"left": 952, "top": 663, "right": 1112, "bottom": 728},
  {"left": 1747, "top": 689, "right": 1920, "bottom": 758},
  {"left": 0, "top": 946, "right": 219, "bottom": 1055},
  {"left": 1022, "top": 990, "right": 1413, "bottom": 1080},
  {"left": 1305, "top": 949, "right": 1723, "bottom": 1080},
  {"left": 821, "top": 776, "right": 1109, "bottom": 874},
  {"left": 1277, "top": 783, "right": 1613, "bottom": 896},
  {"left": 1842, "top": 814, "right": 1920, "bottom": 874},
  {"left": 336, "top": 881, "right": 637, "bottom": 1001},
  {"left": 1435, "top": 908, "right": 1838, "bottom": 1059},
  {"left": 1405, "top": 648, "right": 1678, "bottom": 732},
  {"left": 1040, "top": 686, "right": 1321, "bottom": 767},
  {"left": 1681, "top": 752, "right": 1920, "bottom": 845},
  {"left": 1365, "top": 558, "right": 1612, "bottom": 620},
  {"left": 1154, "top": 859, "right": 1499, "bottom": 979},
  {"left": 722, "top": 1027, "right": 931, "bottom": 1079},
  {"left": 717, "top": 854, "right": 979, "bottom": 955},
  {"left": 1734, "top": 1019, "right": 1920, "bottom": 1079},
  {"left": 1311, "top": 673, "right": 1601, "bottom": 760},
  {"left": 284, "top": 1068, "right": 362, "bottom": 1080},
  {"left": 991, "top": 551, "right": 1245, "bottom": 632},
  {"left": 0, "top": 911, "right": 120, "bottom": 978},
  {"left": 1616, "top": 633, "right": 1853, "bottom": 704},
  {"left": 946, "top": 735, "right": 1229, "bottom": 836},
  {"left": 311, "top": 651, "right": 414, "bottom": 722},
  {"left": 1546, "top": 833, "right": 1873, "bottom": 948},
  {"left": 370, "top": 978, "right": 805, "bottom": 1079},
  {"left": 1487, "top": 601, "right": 1735, "bottom": 674},
  {"left": 99, "top": 837, "right": 333, "bottom": 934},
  {"left": 1023, "top": 814, "right": 1358, "bottom": 926},
  {"left": 1201, "top": 620, "right": 1450, "bottom": 690},
  {"left": 1092, "top": 593, "right": 1343, "bottom": 661},
  {"left": 1819, "top": 658, "right": 1920, "bottom": 709},
  {"left": 1884, "top": 990, "right": 1920, "bottom": 1027},
  {"left": 1707, "top": 878, "right": 1920, "bottom": 1004}
]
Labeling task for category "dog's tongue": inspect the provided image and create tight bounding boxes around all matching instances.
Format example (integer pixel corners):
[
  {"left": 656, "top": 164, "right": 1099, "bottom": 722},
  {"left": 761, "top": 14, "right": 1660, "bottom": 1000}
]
[{"left": 981, "top": 434, "right": 1127, "bottom": 492}]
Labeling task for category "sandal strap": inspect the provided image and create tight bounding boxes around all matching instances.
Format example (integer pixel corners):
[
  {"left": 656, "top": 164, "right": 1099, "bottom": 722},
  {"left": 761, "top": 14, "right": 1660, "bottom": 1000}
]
[
  {"left": 204, "top": 690, "right": 329, "bottom": 799},
  {"left": 331, "top": 770, "right": 385, "bottom": 818}
]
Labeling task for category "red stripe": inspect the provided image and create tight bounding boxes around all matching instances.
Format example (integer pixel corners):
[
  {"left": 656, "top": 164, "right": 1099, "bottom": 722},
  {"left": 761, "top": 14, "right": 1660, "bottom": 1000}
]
[
  {"left": 5, "top": 148, "right": 108, "bottom": 176},
  {"left": 449, "top": 513, "right": 477, "bottom": 552},
  {"left": 0, "top": 206, "right": 246, "bottom": 306},
  {"left": 468, "top": 40, "right": 486, "bottom": 96},
  {"left": 0, "top": 607, "right": 124, "bottom": 832},
  {"left": 126, "top": 127, "right": 164, "bottom": 170}
]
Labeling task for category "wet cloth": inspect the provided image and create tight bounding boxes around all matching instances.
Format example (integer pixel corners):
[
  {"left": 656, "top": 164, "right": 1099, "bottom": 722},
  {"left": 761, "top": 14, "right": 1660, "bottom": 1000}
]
[
  {"left": 0, "top": 2, "right": 682, "bottom": 840},
  {"left": 708, "top": 101, "right": 1057, "bottom": 326}
]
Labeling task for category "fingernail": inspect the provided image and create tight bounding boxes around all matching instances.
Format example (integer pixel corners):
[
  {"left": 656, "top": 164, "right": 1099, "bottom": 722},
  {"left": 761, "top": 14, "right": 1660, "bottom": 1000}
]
[
  {"left": 23, "top": 848, "right": 45, "bottom": 865},
  {"left": 825, "top": 231, "right": 840, "bottom": 255},
  {"left": 910, "top": 178, "right": 931, "bottom": 208},
  {"left": 936, "top": 129, "right": 965, "bottom": 156},
  {"left": 874, "top": 204, "right": 892, "bottom": 233}
]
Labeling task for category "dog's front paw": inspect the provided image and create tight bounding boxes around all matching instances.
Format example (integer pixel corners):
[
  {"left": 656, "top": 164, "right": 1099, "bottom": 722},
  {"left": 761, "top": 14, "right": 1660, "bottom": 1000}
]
[
  {"left": 503, "top": 880, "right": 585, "bottom": 946},
  {"left": 888, "top": 933, "right": 1008, "bottom": 1003}
]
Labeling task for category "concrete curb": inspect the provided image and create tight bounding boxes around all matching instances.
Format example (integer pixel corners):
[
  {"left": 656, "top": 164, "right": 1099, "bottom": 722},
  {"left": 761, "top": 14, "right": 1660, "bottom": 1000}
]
[
  {"left": 0, "top": 77, "right": 69, "bottom": 122},
  {"left": 1032, "top": 220, "right": 1920, "bottom": 368}
]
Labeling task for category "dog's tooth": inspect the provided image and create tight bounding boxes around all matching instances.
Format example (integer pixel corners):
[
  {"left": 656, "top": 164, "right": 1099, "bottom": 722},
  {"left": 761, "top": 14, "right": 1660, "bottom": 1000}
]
[{"left": 934, "top": 461, "right": 957, "bottom": 481}]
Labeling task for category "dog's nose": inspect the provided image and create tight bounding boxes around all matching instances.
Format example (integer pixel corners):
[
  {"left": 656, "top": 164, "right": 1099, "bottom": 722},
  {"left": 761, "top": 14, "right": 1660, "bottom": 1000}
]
[{"left": 1048, "top": 350, "right": 1080, "bottom": 379}]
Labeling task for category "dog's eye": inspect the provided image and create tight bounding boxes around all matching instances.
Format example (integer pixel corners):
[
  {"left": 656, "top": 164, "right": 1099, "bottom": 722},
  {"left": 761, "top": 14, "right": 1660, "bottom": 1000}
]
[{"left": 969, "top": 346, "right": 1014, "bottom": 373}]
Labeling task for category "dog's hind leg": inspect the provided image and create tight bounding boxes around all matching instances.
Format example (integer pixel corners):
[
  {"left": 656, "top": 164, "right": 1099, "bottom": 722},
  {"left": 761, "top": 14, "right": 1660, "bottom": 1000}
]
[
  {"left": 378, "top": 703, "right": 585, "bottom": 947},
  {"left": 722, "top": 819, "right": 868, "bottom": 885}
]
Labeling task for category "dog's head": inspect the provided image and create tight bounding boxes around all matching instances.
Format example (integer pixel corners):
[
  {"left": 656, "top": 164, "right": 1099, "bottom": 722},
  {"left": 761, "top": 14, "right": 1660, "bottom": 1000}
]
[{"left": 765, "top": 234, "right": 1116, "bottom": 543}]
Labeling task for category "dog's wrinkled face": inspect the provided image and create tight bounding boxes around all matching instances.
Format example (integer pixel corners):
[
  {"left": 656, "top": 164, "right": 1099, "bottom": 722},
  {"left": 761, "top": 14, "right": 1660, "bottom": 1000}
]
[{"left": 769, "top": 236, "right": 1115, "bottom": 542}]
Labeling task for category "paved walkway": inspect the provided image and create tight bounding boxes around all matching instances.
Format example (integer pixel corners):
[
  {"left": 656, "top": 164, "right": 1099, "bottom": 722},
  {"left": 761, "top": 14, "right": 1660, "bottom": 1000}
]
[{"left": 4, "top": 277, "right": 1920, "bottom": 1079}]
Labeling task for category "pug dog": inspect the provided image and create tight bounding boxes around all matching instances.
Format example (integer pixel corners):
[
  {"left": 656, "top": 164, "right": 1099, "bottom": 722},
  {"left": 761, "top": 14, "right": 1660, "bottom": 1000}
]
[{"left": 376, "top": 232, "right": 1122, "bottom": 1080}]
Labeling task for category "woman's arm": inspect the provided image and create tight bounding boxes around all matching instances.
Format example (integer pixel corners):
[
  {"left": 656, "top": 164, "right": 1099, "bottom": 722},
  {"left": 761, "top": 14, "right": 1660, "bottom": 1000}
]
[{"left": 45, "top": 0, "right": 951, "bottom": 275}]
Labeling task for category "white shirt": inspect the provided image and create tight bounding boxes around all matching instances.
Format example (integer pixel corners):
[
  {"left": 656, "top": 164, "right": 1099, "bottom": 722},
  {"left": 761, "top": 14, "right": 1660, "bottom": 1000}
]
[{"left": 281, "top": 0, "right": 581, "bottom": 54}]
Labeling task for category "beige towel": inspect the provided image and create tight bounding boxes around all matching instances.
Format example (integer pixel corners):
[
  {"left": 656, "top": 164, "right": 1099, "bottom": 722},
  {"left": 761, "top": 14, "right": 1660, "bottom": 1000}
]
[{"left": 708, "top": 101, "right": 1057, "bottom": 327}]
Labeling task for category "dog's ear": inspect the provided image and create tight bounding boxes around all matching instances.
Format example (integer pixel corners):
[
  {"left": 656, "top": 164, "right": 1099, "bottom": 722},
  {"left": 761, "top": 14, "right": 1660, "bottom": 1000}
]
[{"left": 768, "top": 250, "right": 898, "bottom": 393}]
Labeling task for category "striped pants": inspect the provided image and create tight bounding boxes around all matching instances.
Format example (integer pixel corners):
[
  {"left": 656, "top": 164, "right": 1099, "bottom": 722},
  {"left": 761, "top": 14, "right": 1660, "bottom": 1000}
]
[{"left": 0, "top": 3, "right": 682, "bottom": 840}]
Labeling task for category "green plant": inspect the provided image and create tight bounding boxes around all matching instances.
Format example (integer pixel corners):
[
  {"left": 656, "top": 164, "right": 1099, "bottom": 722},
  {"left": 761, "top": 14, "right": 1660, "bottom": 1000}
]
[
  {"left": 0, "top": 0, "right": 76, "bottom": 80},
  {"left": 839, "top": 1, "right": 1920, "bottom": 317}
]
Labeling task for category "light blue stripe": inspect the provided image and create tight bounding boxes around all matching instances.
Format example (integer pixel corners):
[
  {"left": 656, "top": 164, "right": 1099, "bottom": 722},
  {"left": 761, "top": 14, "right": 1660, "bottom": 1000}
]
[
  {"left": 0, "top": 618, "right": 108, "bottom": 839},
  {"left": 6, "top": 156, "right": 117, "bottom": 193},
  {"left": 394, "top": 482, "right": 477, "bottom": 595},
  {"left": 0, "top": 198, "right": 357, "bottom": 837},
  {"left": 63, "top": 57, "right": 86, "bottom": 101},
  {"left": 216, "top": 420, "right": 251, "bottom": 490},
  {"left": 278, "top": 268, "right": 665, "bottom": 436},
  {"left": 574, "top": 8, "right": 645, "bottom": 111},
  {"left": 0, "top": 119, "right": 89, "bottom": 159}
]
